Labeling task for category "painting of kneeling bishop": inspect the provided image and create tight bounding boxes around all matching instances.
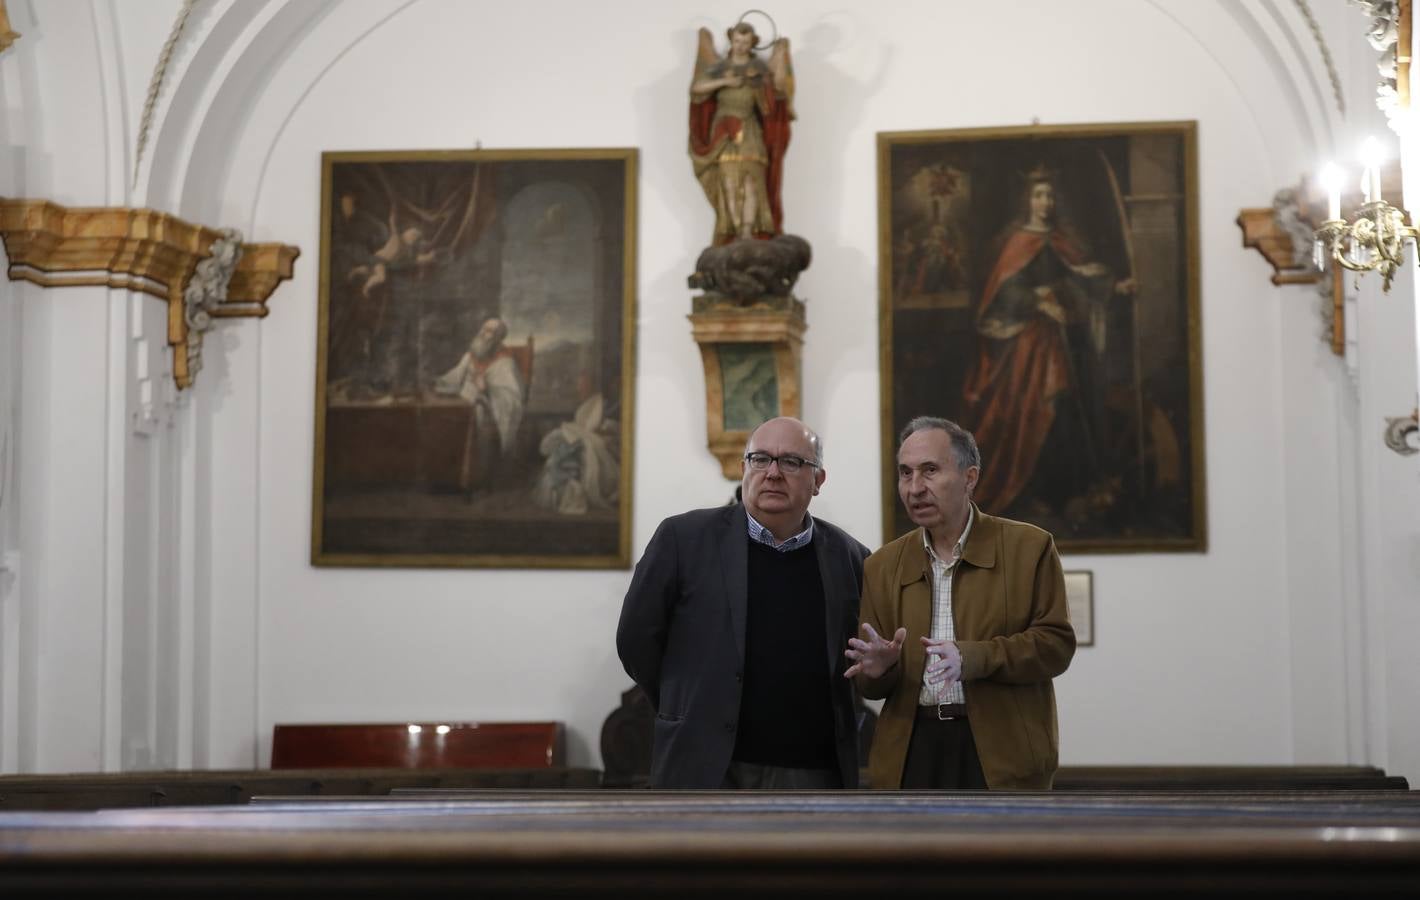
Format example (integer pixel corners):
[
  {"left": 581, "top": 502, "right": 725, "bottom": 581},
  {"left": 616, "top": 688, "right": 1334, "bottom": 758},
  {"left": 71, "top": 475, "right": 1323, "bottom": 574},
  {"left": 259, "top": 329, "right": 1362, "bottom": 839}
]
[{"left": 312, "top": 148, "right": 638, "bottom": 568}]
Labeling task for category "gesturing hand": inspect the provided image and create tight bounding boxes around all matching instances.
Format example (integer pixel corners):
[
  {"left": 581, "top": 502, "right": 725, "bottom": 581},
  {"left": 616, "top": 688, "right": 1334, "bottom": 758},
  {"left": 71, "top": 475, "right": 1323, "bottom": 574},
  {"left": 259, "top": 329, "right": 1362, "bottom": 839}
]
[
  {"left": 844, "top": 623, "right": 907, "bottom": 679},
  {"left": 922, "top": 637, "right": 962, "bottom": 689}
]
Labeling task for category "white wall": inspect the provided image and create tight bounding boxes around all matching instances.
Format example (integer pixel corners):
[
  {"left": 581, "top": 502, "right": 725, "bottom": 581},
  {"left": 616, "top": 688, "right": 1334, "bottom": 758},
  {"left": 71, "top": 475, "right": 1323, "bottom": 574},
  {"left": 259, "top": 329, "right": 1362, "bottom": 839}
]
[
  {"left": 1, "top": 0, "right": 122, "bottom": 774},
  {"left": 1, "top": 0, "right": 1416, "bottom": 779}
]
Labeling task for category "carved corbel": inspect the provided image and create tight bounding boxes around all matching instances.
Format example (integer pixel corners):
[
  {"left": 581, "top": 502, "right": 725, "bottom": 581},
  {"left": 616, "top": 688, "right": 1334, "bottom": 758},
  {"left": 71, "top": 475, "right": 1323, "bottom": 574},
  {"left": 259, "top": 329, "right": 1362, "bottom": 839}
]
[
  {"left": 0, "top": 1, "right": 19, "bottom": 55},
  {"left": 1237, "top": 162, "right": 1402, "bottom": 357},
  {"left": 0, "top": 198, "right": 298, "bottom": 389}
]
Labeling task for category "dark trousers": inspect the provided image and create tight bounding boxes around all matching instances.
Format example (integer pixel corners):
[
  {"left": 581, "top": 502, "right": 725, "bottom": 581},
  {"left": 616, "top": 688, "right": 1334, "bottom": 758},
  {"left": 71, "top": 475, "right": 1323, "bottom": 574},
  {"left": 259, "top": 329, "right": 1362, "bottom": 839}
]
[
  {"left": 901, "top": 707, "right": 988, "bottom": 790},
  {"left": 721, "top": 761, "right": 842, "bottom": 789}
]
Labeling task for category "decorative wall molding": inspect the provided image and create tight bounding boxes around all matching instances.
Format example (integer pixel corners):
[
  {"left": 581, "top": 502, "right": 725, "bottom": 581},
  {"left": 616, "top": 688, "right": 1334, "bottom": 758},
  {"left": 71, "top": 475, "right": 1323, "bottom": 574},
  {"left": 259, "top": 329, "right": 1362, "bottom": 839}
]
[
  {"left": 1294, "top": 0, "right": 1347, "bottom": 117},
  {"left": 0, "top": 198, "right": 298, "bottom": 389},
  {"left": 133, "top": 0, "right": 197, "bottom": 188}
]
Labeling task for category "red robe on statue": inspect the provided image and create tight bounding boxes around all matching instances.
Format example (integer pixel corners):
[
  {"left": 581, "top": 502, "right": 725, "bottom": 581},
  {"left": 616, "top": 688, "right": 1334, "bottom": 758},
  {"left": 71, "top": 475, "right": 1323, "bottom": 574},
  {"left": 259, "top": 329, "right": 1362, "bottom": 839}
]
[{"left": 689, "top": 76, "right": 791, "bottom": 243}]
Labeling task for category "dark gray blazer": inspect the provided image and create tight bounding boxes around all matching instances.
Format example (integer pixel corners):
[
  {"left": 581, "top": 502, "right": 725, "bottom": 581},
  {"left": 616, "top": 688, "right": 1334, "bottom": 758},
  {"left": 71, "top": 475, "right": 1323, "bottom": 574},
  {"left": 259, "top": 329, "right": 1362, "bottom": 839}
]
[{"left": 616, "top": 503, "right": 870, "bottom": 788}]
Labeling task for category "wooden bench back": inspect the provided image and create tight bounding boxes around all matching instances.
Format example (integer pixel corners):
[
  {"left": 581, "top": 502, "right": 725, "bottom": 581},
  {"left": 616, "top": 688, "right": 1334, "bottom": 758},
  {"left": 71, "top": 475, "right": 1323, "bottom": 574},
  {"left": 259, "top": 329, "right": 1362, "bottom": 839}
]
[{"left": 270, "top": 721, "right": 563, "bottom": 769}]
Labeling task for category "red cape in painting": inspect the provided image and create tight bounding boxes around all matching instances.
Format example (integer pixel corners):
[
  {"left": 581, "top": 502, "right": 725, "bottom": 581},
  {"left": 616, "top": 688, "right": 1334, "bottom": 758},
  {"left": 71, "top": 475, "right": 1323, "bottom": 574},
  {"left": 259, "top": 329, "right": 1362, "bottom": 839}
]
[{"left": 963, "top": 227, "right": 1088, "bottom": 513}]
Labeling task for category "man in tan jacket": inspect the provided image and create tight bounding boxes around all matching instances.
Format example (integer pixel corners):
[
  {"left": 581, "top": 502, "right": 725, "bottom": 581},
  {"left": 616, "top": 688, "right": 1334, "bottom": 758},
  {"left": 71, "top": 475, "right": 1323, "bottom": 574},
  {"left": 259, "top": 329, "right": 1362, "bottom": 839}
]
[{"left": 846, "top": 416, "right": 1075, "bottom": 790}]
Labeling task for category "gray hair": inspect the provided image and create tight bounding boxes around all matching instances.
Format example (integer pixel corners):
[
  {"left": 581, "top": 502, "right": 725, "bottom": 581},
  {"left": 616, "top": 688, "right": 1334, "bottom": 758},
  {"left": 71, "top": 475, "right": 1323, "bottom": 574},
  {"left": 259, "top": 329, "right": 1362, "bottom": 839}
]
[
  {"left": 744, "top": 418, "right": 824, "bottom": 465},
  {"left": 899, "top": 416, "right": 980, "bottom": 473}
]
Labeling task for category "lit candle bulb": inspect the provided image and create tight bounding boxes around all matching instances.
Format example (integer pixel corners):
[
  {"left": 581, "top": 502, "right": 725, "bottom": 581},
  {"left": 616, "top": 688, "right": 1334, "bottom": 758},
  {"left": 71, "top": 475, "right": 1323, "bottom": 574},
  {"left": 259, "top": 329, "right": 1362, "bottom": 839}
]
[
  {"left": 1360, "top": 137, "right": 1384, "bottom": 204},
  {"left": 1320, "top": 163, "right": 1343, "bottom": 220}
]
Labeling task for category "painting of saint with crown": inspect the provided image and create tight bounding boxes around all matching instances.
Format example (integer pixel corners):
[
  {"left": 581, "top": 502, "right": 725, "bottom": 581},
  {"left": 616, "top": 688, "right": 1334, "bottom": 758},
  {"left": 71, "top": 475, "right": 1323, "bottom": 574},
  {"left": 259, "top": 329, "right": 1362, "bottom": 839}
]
[{"left": 878, "top": 122, "right": 1204, "bottom": 553}]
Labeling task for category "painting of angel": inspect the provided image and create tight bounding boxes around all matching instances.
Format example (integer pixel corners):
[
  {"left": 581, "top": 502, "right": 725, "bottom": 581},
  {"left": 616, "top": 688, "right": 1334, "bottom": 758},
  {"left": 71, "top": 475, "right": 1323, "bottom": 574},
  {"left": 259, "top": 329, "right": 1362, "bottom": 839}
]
[{"left": 313, "top": 148, "right": 638, "bottom": 568}]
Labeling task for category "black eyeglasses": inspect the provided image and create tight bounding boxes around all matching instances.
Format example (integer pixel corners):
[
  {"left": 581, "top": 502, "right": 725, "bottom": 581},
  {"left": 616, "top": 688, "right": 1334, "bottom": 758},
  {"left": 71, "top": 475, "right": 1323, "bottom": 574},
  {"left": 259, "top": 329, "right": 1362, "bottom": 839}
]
[{"left": 744, "top": 452, "right": 819, "bottom": 474}]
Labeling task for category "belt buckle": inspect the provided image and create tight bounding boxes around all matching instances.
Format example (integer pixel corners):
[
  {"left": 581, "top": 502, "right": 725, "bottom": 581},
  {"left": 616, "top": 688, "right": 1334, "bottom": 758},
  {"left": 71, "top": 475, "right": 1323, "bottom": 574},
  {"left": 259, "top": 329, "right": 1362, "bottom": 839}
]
[{"left": 936, "top": 703, "right": 961, "bottom": 721}]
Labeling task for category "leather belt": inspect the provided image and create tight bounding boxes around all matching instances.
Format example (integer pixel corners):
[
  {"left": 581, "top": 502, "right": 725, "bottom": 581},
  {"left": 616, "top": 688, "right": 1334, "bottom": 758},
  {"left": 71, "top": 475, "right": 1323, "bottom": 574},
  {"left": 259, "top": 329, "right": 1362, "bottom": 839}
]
[{"left": 917, "top": 703, "right": 967, "bottom": 721}]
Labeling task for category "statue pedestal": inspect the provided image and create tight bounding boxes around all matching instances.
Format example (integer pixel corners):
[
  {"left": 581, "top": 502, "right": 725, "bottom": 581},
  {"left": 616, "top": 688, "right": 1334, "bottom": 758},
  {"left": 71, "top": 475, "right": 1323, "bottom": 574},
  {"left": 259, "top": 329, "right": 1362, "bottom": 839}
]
[{"left": 688, "top": 293, "right": 807, "bottom": 479}]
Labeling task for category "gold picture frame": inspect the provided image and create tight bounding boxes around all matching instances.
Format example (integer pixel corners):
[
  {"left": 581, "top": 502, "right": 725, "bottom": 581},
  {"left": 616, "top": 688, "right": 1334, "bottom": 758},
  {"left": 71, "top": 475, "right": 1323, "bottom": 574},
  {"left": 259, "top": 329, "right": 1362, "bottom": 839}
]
[
  {"left": 311, "top": 148, "right": 638, "bottom": 568},
  {"left": 878, "top": 122, "right": 1205, "bottom": 553}
]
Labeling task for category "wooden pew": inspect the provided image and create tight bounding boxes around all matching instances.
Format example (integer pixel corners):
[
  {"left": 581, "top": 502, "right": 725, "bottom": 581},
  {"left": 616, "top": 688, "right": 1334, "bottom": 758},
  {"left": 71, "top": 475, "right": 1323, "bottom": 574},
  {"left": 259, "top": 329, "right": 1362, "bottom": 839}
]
[
  {"left": 1053, "top": 764, "right": 1410, "bottom": 791},
  {"left": 3, "top": 764, "right": 1399, "bottom": 811},
  {"left": 0, "top": 767, "right": 600, "bottom": 811},
  {"left": 3, "top": 791, "right": 1419, "bottom": 895}
]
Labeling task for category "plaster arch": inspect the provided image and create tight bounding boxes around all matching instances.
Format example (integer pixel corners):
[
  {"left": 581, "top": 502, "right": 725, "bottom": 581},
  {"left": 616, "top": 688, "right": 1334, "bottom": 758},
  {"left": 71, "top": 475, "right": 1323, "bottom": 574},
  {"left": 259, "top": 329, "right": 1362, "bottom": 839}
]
[
  {"left": 142, "top": 0, "right": 347, "bottom": 222},
  {"left": 128, "top": 1, "right": 1353, "bottom": 239},
  {"left": 86, "top": 0, "right": 1390, "bottom": 775},
  {"left": 138, "top": 0, "right": 275, "bottom": 211},
  {"left": 1143, "top": 0, "right": 1344, "bottom": 184}
]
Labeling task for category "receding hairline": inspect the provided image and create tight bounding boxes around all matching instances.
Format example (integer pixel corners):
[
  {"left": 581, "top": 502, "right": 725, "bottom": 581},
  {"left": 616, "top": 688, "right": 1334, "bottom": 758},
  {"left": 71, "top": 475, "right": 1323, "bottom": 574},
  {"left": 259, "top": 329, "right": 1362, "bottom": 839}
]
[{"left": 744, "top": 417, "right": 824, "bottom": 465}]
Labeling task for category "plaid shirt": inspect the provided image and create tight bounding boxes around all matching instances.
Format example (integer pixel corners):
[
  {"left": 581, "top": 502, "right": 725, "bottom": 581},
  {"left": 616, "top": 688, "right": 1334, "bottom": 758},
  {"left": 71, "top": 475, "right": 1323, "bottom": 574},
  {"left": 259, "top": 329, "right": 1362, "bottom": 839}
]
[
  {"left": 918, "top": 507, "right": 974, "bottom": 706},
  {"left": 746, "top": 512, "right": 815, "bottom": 552}
]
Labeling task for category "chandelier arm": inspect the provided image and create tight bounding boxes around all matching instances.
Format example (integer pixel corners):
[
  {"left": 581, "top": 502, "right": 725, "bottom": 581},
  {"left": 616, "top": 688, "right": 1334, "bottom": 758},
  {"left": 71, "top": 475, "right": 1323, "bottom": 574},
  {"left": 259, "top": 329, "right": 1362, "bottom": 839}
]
[
  {"left": 1332, "top": 252, "right": 1381, "bottom": 273},
  {"left": 1312, "top": 200, "right": 1420, "bottom": 284}
]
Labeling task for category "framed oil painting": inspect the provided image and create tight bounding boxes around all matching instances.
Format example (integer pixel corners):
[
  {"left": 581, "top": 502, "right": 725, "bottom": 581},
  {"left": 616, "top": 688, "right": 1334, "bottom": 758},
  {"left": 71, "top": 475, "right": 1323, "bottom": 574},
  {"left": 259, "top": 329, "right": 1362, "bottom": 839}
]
[
  {"left": 878, "top": 122, "right": 1205, "bottom": 553},
  {"left": 312, "top": 148, "right": 637, "bottom": 568}
]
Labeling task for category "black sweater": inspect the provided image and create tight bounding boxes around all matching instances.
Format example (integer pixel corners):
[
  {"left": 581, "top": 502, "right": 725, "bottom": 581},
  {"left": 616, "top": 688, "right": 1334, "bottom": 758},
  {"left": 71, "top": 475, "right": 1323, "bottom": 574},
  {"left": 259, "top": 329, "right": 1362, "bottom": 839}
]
[{"left": 732, "top": 537, "right": 838, "bottom": 770}]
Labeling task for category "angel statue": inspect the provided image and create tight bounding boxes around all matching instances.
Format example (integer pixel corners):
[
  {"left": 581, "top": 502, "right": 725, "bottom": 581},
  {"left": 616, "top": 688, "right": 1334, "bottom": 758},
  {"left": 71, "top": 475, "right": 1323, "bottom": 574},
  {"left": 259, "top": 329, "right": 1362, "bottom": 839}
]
[{"left": 689, "top": 19, "right": 795, "bottom": 247}]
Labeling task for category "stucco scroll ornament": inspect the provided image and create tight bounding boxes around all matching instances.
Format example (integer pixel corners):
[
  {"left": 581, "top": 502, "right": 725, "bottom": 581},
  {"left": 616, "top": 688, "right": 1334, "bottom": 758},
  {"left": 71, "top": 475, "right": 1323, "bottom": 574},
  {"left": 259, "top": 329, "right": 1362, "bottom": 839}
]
[
  {"left": 1274, "top": 188, "right": 1322, "bottom": 272},
  {"left": 1276, "top": 189, "right": 1343, "bottom": 344},
  {"left": 1383, "top": 407, "right": 1419, "bottom": 455},
  {"left": 1350, "top": 0, "right": 1405, "bottom": 128},
  {"left": 184, "top": 229, "right": 243, "bottom": 383}
]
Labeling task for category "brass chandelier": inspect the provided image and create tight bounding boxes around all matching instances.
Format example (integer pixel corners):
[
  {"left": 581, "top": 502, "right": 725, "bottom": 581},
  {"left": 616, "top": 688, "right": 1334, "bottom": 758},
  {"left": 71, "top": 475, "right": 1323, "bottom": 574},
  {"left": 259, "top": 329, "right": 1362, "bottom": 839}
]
[{"left": 1313, "top": 139, "right": 1417, "bottom": 293}]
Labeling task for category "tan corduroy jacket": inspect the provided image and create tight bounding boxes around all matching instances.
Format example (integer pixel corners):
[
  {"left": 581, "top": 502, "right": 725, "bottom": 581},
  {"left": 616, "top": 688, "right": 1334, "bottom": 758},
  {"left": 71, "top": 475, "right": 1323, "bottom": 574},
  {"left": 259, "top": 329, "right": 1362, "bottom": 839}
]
[{"left": 856, "top": 505, "right": 1075, "bottom": 790}]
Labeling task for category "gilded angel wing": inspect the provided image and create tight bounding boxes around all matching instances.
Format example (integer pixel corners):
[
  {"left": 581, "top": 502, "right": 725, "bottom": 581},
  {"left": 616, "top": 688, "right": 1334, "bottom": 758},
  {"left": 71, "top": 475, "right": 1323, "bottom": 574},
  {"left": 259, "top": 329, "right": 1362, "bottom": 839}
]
[
  {"left": 692, "top": 27, "right": 719, "bottom": 94},
  {"left": 768, "top": 37, "right": 795, "bottom": 116}
]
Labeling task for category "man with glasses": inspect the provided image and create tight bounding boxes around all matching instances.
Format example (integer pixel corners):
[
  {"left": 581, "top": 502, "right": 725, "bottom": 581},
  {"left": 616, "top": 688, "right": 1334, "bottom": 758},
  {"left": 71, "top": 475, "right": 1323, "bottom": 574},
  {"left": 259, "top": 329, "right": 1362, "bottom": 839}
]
[
  {"left": 617, "top": 416, "right": 870, "bottom": 788},
  {"left": 845, "top": 416, "right": 1075, "bottom": 790}
]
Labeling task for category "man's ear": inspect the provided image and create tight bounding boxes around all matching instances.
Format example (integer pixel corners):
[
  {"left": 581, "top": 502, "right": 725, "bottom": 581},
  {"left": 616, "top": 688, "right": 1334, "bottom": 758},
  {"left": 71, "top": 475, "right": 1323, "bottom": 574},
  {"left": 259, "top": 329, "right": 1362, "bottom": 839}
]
[
  {"left": 965, "top": 465, "right": 980, "bottom": 494},
  {"left": 812, "top": 467, "right": 826, "bottom": 496}
]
